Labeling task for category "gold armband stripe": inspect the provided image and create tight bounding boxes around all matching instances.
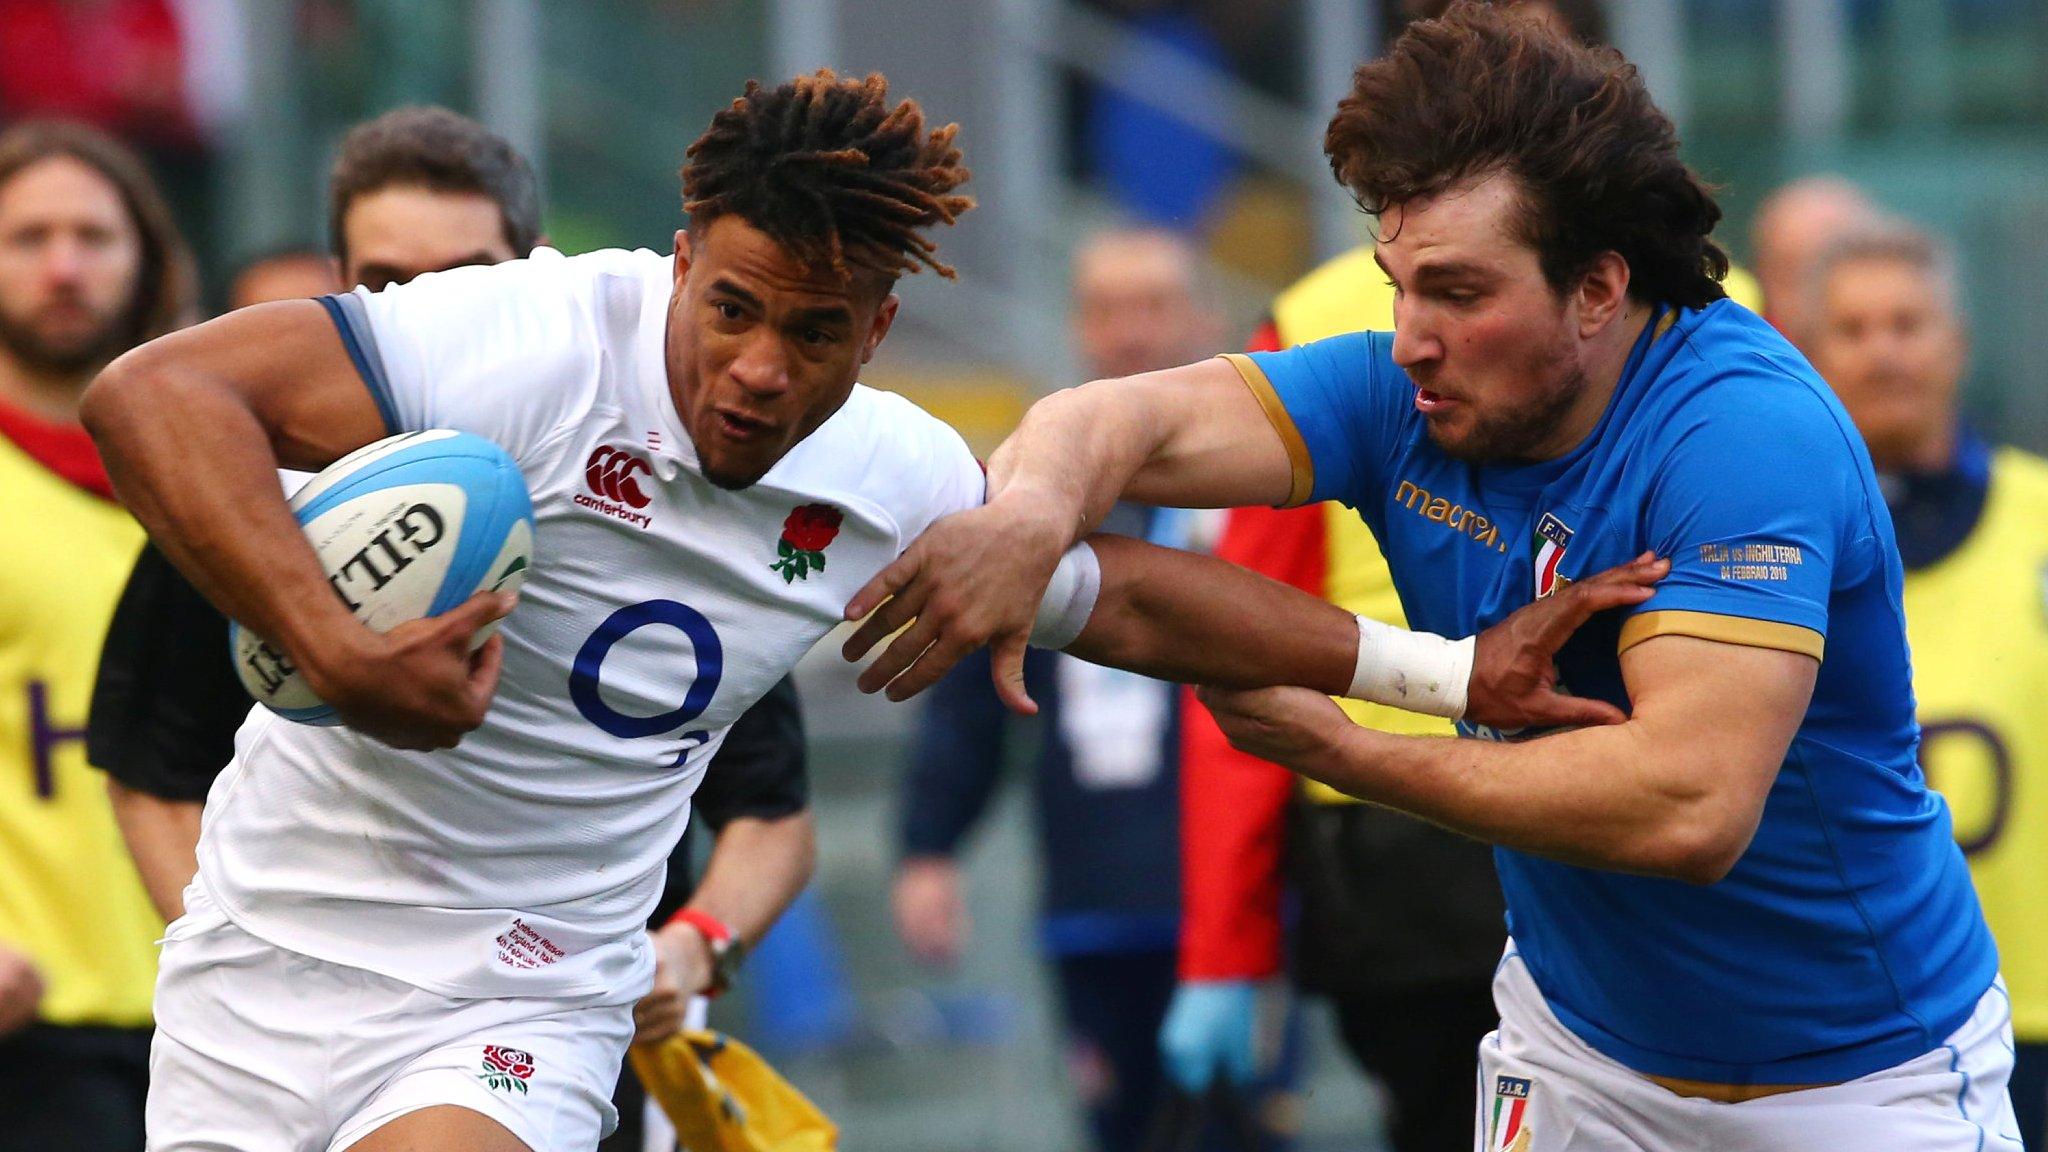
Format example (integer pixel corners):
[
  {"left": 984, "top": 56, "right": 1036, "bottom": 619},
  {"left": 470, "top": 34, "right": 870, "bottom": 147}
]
[
  {"left": 1219, "top": 353, "right": 1315, "bottom": 509},
  {"left": 1618, "top": 610, "right": 1824, "bottom": 660}
]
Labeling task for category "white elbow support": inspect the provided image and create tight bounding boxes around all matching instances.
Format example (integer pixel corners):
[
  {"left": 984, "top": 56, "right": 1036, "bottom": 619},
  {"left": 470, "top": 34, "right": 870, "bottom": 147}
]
[
  {"left": 1029, "top": 542, "right": 1102, "bottom": 650},
  {"left": 1347, "top": 615, "right": 1474, "bottom": 720}
]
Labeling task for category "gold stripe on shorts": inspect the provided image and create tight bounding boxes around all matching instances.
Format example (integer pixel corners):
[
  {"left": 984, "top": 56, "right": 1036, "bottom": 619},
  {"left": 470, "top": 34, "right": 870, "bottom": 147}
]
[{"left": 1641, "top": 1073, "right": 1837, "bottom": 1103}]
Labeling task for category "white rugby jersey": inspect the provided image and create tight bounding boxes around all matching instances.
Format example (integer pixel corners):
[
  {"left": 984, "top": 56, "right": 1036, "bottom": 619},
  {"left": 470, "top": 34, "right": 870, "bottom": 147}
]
[{"left": 197, "top": 247, "right": 984, "bottom": 999}]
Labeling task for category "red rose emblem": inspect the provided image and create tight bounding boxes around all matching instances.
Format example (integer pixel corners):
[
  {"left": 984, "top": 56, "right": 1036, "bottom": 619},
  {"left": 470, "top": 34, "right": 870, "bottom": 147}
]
[
  {"left": 771, "top": 504, "right": 842, "bottom": 582},
  {"left": 781, "top": 504, "right": 842, "bottom": 552},
  {"left": 483, "top": 1045, "right": 535, "bottom": 1080}
]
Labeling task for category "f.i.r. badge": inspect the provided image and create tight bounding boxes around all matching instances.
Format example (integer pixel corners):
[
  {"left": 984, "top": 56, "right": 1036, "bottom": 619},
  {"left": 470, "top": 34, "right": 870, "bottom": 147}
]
[
  {"left": 1490, "top": 1074, "right": 1534, "bottom": 1152},
  {"left": 1533, "top": 513, "right": 1575, "bottom": 599}
]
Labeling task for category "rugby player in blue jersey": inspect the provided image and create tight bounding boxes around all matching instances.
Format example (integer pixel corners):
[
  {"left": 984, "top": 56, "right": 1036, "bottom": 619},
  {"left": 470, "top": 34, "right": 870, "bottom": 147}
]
[{"left": 843, "top": 4, "right": 2016, "bottom": 1148}]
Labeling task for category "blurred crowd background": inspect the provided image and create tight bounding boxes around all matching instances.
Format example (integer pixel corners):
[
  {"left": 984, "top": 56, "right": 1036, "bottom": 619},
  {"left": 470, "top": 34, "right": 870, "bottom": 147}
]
[
  {"left": 7, "top": 1, "right": 2048, "bottom": 1150},
  {"left": 26, "top": 0, "right": 2048, "bottom": 448}
]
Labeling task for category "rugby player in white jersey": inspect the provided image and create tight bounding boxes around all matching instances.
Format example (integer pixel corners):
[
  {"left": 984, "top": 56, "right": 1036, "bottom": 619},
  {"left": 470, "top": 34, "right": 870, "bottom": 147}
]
[{"left": 83, "top": 71, "right": 1650, "bottom": 1152}]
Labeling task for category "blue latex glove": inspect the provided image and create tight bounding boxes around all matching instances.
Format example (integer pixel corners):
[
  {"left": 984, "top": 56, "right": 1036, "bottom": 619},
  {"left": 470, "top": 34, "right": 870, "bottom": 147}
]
[{"left": 1159, "top": 979, "right": 1258, "bottom": 1092}]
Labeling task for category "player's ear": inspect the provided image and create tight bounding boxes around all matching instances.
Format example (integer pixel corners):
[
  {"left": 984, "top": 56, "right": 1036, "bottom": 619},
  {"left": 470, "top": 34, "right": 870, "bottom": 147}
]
[
  {"left": 672, "top": 230, "right": 694, "bottom": 288},
  {"left": 861, "top": 294, "right": 900, "bottom": 365},
  {"left": 1576, "top": 250, "right": 1631, "bottom": 337}
]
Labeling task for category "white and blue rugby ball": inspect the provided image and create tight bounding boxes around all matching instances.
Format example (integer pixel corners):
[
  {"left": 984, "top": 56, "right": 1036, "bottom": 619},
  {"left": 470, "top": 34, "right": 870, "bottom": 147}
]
[{"left": 232, "top": 429, "right": 536, "bottom": 725}]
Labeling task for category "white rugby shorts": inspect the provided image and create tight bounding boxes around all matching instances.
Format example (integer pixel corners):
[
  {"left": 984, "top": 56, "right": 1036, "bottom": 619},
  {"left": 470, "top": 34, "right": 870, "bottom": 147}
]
[
  {"left": 1476, "top": 945, "right": 2024, "bottom": 1152},
  {"left": 147, "top": 881, "right": 638, "bottom": 1152}
]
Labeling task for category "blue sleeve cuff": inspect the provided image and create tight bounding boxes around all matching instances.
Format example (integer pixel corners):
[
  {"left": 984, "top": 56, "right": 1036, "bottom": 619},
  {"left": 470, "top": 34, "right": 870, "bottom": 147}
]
[{"left": 317, "top": 293, "right": 400, "bottom": 437}]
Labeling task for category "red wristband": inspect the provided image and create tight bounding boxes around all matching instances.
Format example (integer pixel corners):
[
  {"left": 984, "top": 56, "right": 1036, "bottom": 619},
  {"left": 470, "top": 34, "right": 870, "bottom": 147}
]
[{"left": 668, "top": 907, "right": 732, "bottom": 945}]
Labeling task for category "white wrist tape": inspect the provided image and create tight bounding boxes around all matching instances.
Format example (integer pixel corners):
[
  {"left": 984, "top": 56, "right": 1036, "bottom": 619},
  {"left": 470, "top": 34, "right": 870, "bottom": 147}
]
[
  {"left": 1029, "top": 542, "right": 1102, "bottom": 650},
  {"left": 1346, "top": 614, "right": 1474, "bottom": 719}
]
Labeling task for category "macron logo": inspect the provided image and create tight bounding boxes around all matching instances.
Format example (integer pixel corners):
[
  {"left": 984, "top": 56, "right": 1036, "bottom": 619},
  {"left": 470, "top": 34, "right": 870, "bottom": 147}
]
[{"left": 575, "top": 445, "right": 654, "bottom": 529}]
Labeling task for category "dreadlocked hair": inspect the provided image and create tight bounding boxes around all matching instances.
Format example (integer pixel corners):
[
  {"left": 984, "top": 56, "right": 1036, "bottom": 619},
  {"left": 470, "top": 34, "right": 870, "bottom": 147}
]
[{"left": 683, "top": 70, "right": 975, "bottom": 282}]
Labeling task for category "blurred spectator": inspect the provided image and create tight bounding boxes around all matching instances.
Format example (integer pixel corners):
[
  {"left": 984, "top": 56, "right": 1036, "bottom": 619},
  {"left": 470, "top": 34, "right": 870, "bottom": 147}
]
[
  {"left": 0, "top": 118, "right": 194, "bottom": 1152},
  {"left": 81, "top": 105, "right": 816, "bottom": 1152},
  {"left": 0, "top": 0, "right": 250, "bottom": 280},
  {"left": 893, "top": 229, "right": 1307, "bottom": 1151},
  {"left": 323, "top": 107, "right": 539, "bottom": 290},
  {"left": 1750, "top": 176, "right": 1876, "bottom": 348},
  {"left": 1804, "top": 219, "right": 2048, "bottom": 1152},
  {"left": 224, "top": 246, "right": 340, "bottom": 310}
]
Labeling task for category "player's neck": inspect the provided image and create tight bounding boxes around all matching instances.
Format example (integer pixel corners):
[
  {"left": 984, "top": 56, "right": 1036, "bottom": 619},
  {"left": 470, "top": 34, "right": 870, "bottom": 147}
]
[{"left": 0, "top": 349, "right": 94, "bottom": 424}]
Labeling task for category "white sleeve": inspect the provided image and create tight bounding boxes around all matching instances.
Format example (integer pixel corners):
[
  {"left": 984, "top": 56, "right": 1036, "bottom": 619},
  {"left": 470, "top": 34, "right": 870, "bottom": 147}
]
[
  {"left": 1030, "top": 542, "right": 1101, "bottom": 649},
  {"left": 880, "top": 400, "right": 987, "bottom": 546},
  {"left": 316, "top": 250, "right": 599, "bottom": 460},
  {"left": 921, "top": 427, "right": 988, "bottom": 530}
]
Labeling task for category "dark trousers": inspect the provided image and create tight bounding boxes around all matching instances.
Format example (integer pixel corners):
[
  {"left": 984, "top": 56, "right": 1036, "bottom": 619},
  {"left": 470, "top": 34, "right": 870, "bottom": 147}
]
[
  {"left": 2011, "top": 1040, "right": 2048, "bottom": 1152},
  {"left": 0, "top": 1023, "right": 152, "bottom": 1151},
  {"left": 1057, "top": 949, "right": 1181, "bottom": 1152},
  {"left": 1057, "top": 949, "right": 1302, "bottom": 1152},
  {"left": 1330, "top": 980, "right": 1498, "bottom": 1152}
]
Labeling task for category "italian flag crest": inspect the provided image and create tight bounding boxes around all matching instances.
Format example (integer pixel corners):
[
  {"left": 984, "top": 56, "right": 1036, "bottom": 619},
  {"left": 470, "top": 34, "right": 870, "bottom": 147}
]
[
  {"left": 1490, "top": 1074, "right": 1533, "bottom": 1151},
  {"left": 1532, "top": 512, "right": 1575, "bottom": 600}
]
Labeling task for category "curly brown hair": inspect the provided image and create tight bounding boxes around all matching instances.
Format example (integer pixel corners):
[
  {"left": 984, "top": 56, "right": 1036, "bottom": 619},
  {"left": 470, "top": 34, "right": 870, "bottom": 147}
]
[
  {"left": 1327, "top": 0, "right": 1728, "bottom": 309},
  {"left": 682, "top": 70, "right": 975, "bottom": 283}
]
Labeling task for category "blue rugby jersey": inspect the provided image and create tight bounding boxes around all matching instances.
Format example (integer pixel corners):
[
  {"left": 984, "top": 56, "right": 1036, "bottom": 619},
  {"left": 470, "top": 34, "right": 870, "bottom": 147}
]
[{"left": 1227, "top": 300, "right": 1997, "bottom": 1084}]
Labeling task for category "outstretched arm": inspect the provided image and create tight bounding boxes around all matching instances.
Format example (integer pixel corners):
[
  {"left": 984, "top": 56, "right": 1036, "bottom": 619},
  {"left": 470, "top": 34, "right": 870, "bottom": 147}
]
[
  {"left": 844, "top": 359, "right": 1295, "bottom": 712},
  {"left": 1064, "top": 537, "right": 1361, "bottom": 695},
  {"left": 1200, "top": 634, "right": 1812, "bottom": 883},
  {"left": 980, "top": 358, "right": 1297, "bottom": 541},
  {"left": 849, "top": 533, "right": 1668, "bottom": 732},
  {"left": 1069, "top": 538, "right": 1665, "bottom": 731}
]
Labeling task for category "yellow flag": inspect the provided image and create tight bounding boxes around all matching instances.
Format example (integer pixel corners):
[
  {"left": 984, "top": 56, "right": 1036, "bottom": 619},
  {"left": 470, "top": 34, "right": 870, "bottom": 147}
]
[{"left": 629, "top": 1030, "right": 838, "bottom": 1152}]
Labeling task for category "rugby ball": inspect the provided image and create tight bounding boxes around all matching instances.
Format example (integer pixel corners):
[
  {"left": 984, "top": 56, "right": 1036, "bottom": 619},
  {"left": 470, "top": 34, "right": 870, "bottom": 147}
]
[{"left": 231, "top": 429, "right": 536, "bottom": 725}]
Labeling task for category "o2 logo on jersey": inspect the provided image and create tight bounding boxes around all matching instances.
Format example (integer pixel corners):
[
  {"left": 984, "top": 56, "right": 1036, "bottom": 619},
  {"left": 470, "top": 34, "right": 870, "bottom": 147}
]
[{"left": 570, "top": 601, "right": 723, "bottom": 752}]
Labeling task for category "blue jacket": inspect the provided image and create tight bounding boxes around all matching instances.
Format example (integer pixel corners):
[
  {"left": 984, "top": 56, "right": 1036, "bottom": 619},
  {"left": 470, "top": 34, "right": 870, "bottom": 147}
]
[{"left": 898, "top": 512, "right": 1183, "bottom": 957}]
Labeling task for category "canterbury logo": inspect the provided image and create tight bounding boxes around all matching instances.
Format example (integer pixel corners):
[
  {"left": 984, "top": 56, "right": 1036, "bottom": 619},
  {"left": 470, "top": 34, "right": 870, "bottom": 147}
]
[{"left": 585, "top": 446, "right": 652, "bottom": 508}]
